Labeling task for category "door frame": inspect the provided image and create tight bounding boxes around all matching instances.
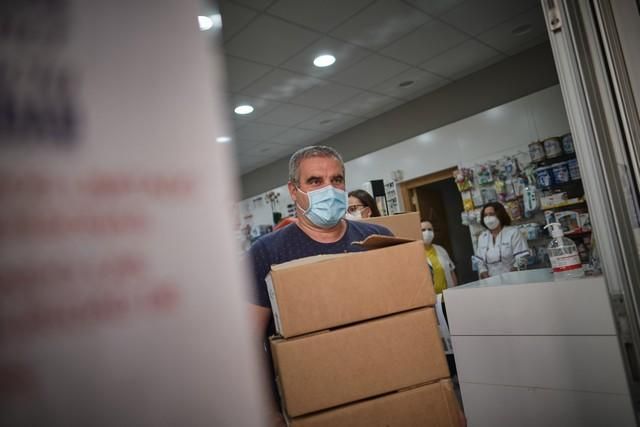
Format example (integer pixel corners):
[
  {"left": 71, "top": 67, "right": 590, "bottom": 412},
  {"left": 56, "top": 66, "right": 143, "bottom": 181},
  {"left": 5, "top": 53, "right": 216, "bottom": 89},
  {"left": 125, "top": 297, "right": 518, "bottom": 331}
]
[{"left": 398, "top": 166, "right": 457, "bottom": 218}]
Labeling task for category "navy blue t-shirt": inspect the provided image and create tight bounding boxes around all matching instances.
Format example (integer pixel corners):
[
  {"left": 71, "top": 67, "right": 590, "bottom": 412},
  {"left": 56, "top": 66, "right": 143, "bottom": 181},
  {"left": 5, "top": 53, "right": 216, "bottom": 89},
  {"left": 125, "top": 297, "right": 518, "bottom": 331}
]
[
  {"left": 247, "top": 219, "right": 392, "bottom": 407},
  {"left": 248, "top": 220, "right": 393, "bottom": 310}
]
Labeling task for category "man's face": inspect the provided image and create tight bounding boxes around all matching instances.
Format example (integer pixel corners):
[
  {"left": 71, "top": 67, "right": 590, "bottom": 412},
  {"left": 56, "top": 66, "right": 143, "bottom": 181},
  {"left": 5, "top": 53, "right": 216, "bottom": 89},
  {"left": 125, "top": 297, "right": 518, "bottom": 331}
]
[{"left": 288, "top": 156, "right": 345, "bottom": 211}]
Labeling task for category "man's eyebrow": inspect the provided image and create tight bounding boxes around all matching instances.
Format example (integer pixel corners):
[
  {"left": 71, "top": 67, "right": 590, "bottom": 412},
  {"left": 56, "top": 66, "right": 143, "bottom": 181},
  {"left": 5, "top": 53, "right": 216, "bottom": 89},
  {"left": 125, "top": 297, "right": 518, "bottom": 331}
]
[
  {"left": 305, "top": 175, "right": 322, "bottom": 183},
  {"left": 331, "top": 174, "right": 344, "bottom": 179}
]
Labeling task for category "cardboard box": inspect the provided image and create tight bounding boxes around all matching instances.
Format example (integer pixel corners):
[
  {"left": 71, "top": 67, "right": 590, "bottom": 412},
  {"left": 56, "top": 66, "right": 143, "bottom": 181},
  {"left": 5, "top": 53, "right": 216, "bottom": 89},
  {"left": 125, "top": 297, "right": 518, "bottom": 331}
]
[
  {"left": 358, "top": 212, "right": 423, "bottom": 241},
  {"left": 289, "top": 380, "right": 461, "bottom": 427},
  {"left": 267, "top": 236, "right": 434, "bottom": 338},
  {"left": 271, "top": 308, "right": 450, "bottom": 417}
]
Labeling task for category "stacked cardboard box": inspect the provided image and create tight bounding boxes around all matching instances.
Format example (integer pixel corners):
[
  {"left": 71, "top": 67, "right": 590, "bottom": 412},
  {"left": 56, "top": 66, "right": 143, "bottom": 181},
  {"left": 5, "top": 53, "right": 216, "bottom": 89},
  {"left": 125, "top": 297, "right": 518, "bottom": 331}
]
[
  {"left": 267, "top": 235, "right": 461, "bottom": 426},
  {"left": 358, "top": 211, "right": 423, "bottom": 241}
]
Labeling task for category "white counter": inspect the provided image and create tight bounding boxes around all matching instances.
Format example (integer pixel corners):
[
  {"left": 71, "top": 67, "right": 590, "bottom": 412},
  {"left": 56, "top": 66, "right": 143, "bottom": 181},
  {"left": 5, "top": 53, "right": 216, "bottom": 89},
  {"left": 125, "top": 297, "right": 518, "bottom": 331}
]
[{"left": 443, "top": 270, "right": 636, "bottom": 426}]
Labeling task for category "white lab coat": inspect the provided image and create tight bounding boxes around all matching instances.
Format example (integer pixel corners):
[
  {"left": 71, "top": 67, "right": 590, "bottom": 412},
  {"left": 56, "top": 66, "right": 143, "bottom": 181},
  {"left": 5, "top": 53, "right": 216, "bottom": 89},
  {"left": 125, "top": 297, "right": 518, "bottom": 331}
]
[
  {"left": 426, "top": 244, "right": 456, "bottom": 290},
  {"left": 475, "top": 226, "right": 529, "bottom": 277}
]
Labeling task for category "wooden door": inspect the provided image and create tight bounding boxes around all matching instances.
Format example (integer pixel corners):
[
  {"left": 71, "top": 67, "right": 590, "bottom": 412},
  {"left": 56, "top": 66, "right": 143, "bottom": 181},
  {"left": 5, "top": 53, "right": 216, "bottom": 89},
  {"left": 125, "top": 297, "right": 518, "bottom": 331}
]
[{"left": 416, "top": 186, "right": 453, "bottom": 256}]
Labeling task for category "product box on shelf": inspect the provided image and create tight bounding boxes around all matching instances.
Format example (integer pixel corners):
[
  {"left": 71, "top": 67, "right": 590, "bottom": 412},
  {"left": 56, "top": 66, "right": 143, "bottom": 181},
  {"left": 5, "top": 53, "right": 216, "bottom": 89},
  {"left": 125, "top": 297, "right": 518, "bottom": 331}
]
[
  {"left": 358, "top": 211, "right": 422, "bottom": 241},
  {"left": 288, "top": 379, "right": 462, "bottom": 427},
  {"left": 271, "top": 308, "right": 450, "bottom": 418},
  {"left": 266, "top": 235, "right": 434, "bottom": 338}
]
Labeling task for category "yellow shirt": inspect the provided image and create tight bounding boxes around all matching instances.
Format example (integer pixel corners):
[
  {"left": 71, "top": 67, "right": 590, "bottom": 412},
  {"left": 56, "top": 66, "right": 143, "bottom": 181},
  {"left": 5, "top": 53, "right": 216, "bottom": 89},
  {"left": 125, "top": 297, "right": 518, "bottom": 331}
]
[{"left": 425, "top": 246, "right": 447, "bottom": 294}]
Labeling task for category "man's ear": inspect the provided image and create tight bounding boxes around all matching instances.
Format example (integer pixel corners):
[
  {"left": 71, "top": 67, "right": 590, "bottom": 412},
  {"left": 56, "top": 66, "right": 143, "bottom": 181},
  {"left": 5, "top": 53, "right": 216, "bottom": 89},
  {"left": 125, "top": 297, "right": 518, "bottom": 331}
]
[{"left": 288, "top": 181, "right": 297, "bottom": 203}]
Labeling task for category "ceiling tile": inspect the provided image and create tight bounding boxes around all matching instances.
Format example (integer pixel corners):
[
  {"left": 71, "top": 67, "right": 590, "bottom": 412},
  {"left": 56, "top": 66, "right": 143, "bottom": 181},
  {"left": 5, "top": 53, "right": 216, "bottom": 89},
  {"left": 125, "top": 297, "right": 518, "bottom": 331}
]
[
  {"left": 363, "top": 99, "right": 404, "bottom": 118},
  {"left": 255, "top": 103, "right": 322, "bottom": 126},
  {"left": 296, "top": 111, "right": 362, "bottom": 132},
  {"left": 330, "top": 91, "right": 400, "bottom": 117},
  {"left": 219, "top": 1, "right": 258, "bottom": 41},
  {"left": 420, "top": 39, "right": 505, "bottom": 79},
  {"left": 280, "top": 36, "right": 371, "bottom": 79},
  {"left": 235, "top": 122, "right": 289, "bottom": 141},
  {"left": 224, "top": 56, "right": 273, "bottom": 92},
  {"left": 229, "top": 94, "right": 282, "bottom": 119},
  {"left": 404, "top": 0, "right": 466, "bottom": 16},
  {"left": 240, "top": 68, "right": 324, "bottom": 101},
  {"left": 440, "top": 0, "right": 539, "bottom": 35},
  {"left": 330, "top": 54, "right": 409, "bottom": 89},
  {"left": 476, "top": 7, "right": 548, "bottom": 54},
  {"left": 224, "top": 15, "right": 321, "bottom": 66},
  {"left": 232, "top": 0, "right": 276, "bottom": 11},
  {"left": 267, "top": 0, "right": 372, "bottom": 33},
  {"left": 371, "top": 68, "right": 449, "bottom": 100},
  {"left": 290, "top": 81, "right": 362, "bottom": 109},
  {"left": 381, "top": 20, "right": 468, "bottom": 65},
  {"left": 330, "top": 0, "right": 431, "bottom": 49},
  {"left": 271, "top": 127, "right": 331, "bottom": 145}
]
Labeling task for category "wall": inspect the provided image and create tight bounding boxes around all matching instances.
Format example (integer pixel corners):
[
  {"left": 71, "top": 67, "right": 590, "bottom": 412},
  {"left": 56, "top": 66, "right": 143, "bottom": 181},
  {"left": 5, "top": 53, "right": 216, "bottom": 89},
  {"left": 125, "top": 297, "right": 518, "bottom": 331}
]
[
  {"left": 346, "top": 85, "right": 569, "bottom": 187},
  {"left": 238, "top": 84, "right": 570, "bottom": 231},
  {"left": 240, "top": 43, "right": 560, "bottom": 199}
]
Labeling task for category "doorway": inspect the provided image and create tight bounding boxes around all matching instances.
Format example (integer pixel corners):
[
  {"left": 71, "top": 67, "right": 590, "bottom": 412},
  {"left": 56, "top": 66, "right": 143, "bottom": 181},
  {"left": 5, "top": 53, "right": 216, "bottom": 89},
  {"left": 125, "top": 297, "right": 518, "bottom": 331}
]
[{"left": 399, "top": 168, "right": 476, "bottom": 285}]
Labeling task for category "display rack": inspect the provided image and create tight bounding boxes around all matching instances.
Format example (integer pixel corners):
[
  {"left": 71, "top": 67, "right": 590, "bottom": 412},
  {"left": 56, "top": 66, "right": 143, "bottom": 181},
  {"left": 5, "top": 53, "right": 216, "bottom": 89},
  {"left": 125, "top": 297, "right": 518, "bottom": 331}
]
[
  {"left": 456, "top": 133, "right": 597, "bottom": 273},
  {"left": 384, "top": 181, "right": 402, "bottom": 215}
]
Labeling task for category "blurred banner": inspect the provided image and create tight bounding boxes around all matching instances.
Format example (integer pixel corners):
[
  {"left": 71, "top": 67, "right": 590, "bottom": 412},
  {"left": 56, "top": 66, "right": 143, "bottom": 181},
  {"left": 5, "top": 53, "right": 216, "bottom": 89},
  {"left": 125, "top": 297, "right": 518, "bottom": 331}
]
[{"left": 0, "top": 1, "right": 266, "bottom": 425}]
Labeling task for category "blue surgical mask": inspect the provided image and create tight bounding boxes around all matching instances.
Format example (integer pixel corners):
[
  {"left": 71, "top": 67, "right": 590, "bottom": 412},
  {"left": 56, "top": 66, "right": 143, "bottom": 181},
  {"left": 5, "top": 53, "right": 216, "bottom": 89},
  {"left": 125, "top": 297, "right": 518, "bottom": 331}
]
[{"left": 297, "top": 185, "right": 347, "bottom": 228}]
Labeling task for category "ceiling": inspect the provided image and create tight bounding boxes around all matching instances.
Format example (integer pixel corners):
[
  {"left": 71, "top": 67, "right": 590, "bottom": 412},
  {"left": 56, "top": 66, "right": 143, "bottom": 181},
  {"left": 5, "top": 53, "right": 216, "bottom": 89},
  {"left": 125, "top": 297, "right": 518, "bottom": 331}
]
[{"left": 208, "top": 0, "right": 549, "bottom": 174}]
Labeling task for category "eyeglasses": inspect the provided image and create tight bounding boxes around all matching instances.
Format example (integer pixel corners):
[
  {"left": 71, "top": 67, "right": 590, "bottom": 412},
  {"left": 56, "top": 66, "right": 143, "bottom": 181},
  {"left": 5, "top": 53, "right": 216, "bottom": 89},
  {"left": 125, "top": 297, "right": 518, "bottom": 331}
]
[{"left": 347, "top": 204, "right": 366, "bottom": 213}]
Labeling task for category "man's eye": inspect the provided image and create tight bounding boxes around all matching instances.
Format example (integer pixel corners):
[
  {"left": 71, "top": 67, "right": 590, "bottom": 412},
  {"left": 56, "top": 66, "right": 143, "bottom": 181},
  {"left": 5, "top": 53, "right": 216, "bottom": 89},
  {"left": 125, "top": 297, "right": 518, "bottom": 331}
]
[{"left": 332, "top": 177, "right": 344, "bottom": 184}]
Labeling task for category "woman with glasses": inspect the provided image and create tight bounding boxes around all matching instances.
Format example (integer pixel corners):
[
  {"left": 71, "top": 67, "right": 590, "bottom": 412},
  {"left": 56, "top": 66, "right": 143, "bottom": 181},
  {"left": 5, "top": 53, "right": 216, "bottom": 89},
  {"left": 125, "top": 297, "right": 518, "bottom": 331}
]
[{"left": 346, "top": 189, "right": 381, "bottom": 219}]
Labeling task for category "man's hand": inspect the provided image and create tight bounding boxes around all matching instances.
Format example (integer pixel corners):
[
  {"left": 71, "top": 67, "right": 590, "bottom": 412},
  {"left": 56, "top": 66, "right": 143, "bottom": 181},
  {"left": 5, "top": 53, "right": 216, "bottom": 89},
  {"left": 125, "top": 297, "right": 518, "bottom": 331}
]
[{"left": 479, "top": 271, "right": 489, "bottom": 279}]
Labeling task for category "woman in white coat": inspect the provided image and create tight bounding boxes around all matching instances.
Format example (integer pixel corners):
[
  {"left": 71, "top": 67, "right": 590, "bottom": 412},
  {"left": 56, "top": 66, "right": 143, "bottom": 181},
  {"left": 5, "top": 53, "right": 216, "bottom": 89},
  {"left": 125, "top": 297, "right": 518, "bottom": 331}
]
[
  {"left": 475, "top": 202, "right": 529, "bottom": 279},
  {"left": 421, "top": 221, "right": 457, "bottom": 294}
]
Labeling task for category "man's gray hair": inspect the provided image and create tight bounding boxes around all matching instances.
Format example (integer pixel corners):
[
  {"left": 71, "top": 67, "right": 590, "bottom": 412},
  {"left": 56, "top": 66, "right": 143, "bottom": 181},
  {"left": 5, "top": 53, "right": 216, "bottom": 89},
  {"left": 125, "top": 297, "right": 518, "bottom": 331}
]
[{"left": 288, "top": 145, "right": 344, "bottom": 184}]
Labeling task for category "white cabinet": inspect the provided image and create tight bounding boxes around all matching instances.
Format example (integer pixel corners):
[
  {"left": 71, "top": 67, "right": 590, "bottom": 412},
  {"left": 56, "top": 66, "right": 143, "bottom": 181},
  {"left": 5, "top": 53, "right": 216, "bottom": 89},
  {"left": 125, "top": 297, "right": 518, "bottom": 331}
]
[{"left": 444, "top": 273, "right": 635, "bottom": 426}]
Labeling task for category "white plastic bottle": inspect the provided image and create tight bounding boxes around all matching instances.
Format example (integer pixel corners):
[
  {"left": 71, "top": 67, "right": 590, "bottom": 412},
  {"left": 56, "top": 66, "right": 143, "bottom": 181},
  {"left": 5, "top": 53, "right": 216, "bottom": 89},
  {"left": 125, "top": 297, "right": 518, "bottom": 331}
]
[{"left": 544, "top": 223, "right": 585, "bottom": 280}]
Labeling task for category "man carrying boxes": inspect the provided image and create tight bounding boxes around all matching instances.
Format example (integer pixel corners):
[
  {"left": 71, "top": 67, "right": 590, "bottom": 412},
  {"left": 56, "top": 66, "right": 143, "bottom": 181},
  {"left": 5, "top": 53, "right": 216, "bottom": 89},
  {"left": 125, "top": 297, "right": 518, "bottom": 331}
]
[
  {"left": 248, "top": 145, "right": 391, "bottom": 425},
  {"left": 248, "top": 146, "right": 463, "bottom": 425}
]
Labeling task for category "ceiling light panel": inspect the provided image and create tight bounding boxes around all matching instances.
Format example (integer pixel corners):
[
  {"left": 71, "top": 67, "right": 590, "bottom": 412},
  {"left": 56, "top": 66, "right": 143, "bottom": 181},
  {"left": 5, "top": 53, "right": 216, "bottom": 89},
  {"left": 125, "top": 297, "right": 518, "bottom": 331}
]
[
  {"left": 404, "top": 0, "right": 466, "bottom": 16},
  {"left": 280, "top": 36, "right": 370, "bottom": 78},
  {"left": 420, "top": 39, "right": 504, "bottom": 79},
  {"left": 440, "top": 0, "right": 538, "bottom": 35},
  {"left": 330, "top": 91, "right": 400, "bottom": 117},
  {"left": 224, "top": 56, "right": 273, "bottom": 92},
  {"left": 381, "top": 20, "right": 468, "bottom": 65},
  {"left": 289, "top": 82, "right": 362, "bottom": 110},
  {"left": 476, "top": 7, "right": 548, "bottom": 55},
  {"left": 254, "top": 103, "right": 323, "bottom": 127},
  {"left": 267, "top": 0, "right": 372, "bottom": 33},
  {"left": 330, "top": 54, "right": 409, "bottom": 90},
  {"left": 313, "top": 54, "right": 336, "bottom": 67},
  {"left": 240, "top": 69, "right": 324, "bottom": 102},
  {"left": 224, "top": 15, "right": 321, "bottom": 66},
  {"left": 372, "top": 68, "right": 448, "bottom": 100},
  {"left": 329, "top": 0, "right": 430, "bottom": 50},
  {"left": 218, "top": 1, "right": 257, "bottom": 40}
]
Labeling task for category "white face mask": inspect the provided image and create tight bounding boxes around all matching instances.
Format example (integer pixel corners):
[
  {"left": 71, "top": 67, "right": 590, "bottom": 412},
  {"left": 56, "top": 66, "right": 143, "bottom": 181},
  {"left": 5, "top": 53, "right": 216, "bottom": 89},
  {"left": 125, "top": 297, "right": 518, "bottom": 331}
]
[
  {"left": 484, "top": 215, "right": 501, "bottom": 230},
  {"left": 422, "top": 229, "right": 434, "bottom": 244},
  {"left": 345, "top": 211, "right": 362, "bottom": 220}
]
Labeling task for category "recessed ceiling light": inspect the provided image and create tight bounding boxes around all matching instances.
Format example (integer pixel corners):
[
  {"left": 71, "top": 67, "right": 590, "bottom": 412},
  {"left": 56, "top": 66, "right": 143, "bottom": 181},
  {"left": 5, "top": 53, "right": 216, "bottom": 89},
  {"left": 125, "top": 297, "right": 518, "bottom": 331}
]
[
  {"left": 313, "top": 54, "right": 336, "bottom": 68},
  {"left": 216, "top": 136, "right": 232, "bottom": 143},
  {"left": 234, "top": 105, "right": 254, "bottom": 115},
  {"left": 512, "top": 24, "right": 532, "bottom": 36},
  {"left": 398, "top": 80, "right": 415, "bottom": 88},
  {"left": 198, "top": 16, "right": 213, "bottom": 31},
  {"left": 198, "top": 14, "right": 222, "bottom": 31}
]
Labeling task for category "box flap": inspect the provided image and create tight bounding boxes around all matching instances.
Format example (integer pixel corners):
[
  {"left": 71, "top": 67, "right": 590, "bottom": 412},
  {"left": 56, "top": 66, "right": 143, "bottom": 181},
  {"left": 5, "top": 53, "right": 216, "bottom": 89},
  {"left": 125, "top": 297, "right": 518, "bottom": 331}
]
[{"left": 352, "top": 234, "right": 414, "bottom": 250}]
